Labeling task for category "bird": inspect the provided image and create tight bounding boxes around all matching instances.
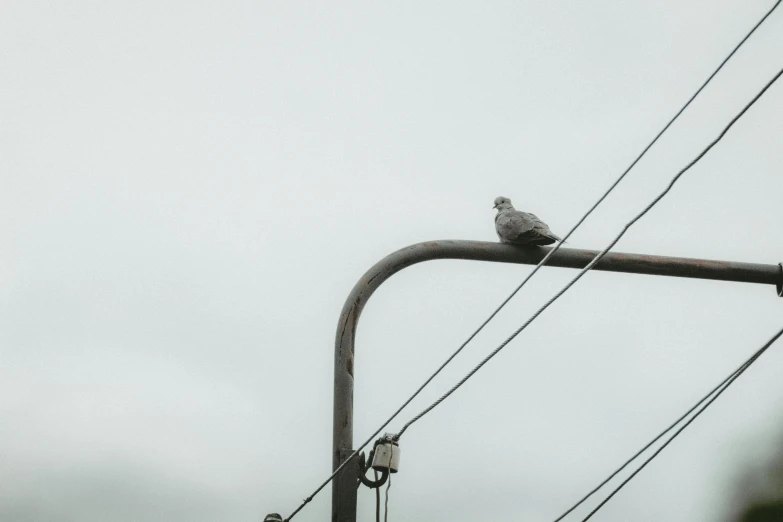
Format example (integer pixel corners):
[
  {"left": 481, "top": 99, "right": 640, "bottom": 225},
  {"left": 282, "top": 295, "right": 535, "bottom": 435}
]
[{"left": 493, "top": 196, "right": 563, "bottom": 246}]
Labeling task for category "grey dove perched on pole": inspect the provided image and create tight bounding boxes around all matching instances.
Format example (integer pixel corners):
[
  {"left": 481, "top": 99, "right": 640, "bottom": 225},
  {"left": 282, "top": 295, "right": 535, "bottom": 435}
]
[{"left": 493, "top": 196, "right": 563, "bottom": 246}]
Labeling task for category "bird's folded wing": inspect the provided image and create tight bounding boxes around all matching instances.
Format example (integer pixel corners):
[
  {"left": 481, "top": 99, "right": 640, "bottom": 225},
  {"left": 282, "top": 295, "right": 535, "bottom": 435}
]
[
  {"left": 522, "top": 212, "right": 558, "bottom": 237},
  {"left": 523, "top": 212, "right": 546, "bottom": 228},
  {"left": 496, "top": 212, "right": 535, "bottom": 241}
]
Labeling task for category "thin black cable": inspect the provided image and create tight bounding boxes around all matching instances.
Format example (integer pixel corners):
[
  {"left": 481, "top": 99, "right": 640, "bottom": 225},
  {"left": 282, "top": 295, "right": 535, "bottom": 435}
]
[
  {"left": 279, "top": 4, "right": 780, "bottom": 518},
  {"left": 551, "top": 328, "right": 781, "bottom": 521},
  {"left": 384, "top": 446, "right": 393, "bottom": 522},
  {"left": 375, "top": 470, "right": 381, "bottom": 522},
  {"left": 377, "top": 0, "right": 782, "bottom": 446},
  {"left": 580, "top": 324, "right": 783, "bottom": 521},
  {"left": 395, "top": 64, "right": 783, "bottom": 439},
  {"left": 551, "top": 359, "right": 742, "bottom": 521}
]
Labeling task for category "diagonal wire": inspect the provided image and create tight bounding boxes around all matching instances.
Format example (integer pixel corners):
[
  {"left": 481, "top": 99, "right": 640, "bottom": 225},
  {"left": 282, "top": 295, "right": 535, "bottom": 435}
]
[
  {"left": 280, "top": 3, "right": 780, "bottom": 519},
  {"left": 394, "top": 63, "right": 783, "bottom": 439},
  {"left": 551, "top": 325, "right": 783, "bottom": 521},
  {"left": 579, "top": 323, "right": 783, "bottom": 521},
  {"left": 551, "top": 364, "right": 739, "bottom": 522},
  {"left": 385, "top": 0, "right": 782, "bottom": 443}
]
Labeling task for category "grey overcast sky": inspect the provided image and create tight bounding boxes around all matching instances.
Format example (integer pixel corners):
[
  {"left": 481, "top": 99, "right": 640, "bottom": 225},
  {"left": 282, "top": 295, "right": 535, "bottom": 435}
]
[{"left": 2, "top": 1, "right": 783, "bottom": 521}]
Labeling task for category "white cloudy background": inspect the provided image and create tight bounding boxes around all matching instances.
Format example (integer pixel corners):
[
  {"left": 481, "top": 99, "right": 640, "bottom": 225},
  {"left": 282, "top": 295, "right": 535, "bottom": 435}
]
[{"left": 2, "top": 1, "right": 783, "bottom": 521}]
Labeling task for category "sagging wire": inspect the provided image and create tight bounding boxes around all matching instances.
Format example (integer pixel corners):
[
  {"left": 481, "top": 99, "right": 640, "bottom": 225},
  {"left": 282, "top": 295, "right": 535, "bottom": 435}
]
[
  {"left": 393, "top": 63, "right": 783, "bottom": 439},
  {"left": 380, "top": 0, "right": 783, "bottom": 446},
  {"left": 551, "top": 324, "right": 783, "bottom": 521},
  {"left": 277, "top": 2, "right": 781, "bottom": 518},
  {"left": 578, "top": 323, "right": 783, "bottom": 521}
]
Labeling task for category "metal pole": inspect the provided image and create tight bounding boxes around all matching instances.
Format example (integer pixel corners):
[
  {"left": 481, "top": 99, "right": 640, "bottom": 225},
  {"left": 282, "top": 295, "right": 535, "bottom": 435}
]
[{"left": 332, "top": 240, "right": 782, "bottom": 521}]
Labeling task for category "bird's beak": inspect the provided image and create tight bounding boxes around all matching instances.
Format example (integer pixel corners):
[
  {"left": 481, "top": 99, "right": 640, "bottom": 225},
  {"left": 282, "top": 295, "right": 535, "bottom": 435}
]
[{"left": 492, "top": 203, "right": 498, "bottom": 209}]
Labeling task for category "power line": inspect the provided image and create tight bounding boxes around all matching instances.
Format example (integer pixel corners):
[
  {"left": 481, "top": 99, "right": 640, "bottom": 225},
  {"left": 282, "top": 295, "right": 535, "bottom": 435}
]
[
  {"left": 579, "top": 323, "right": 783, "bottom": 521},
  {"left": 279, "top": 3, "right": 781, "bottom": 518},
  {"left": 551, "top": 325, "right": 783, "bottom": 522},
  {"left": 394, "top": 63, "right": 783, "bottom": 439},
  {"left": 383, "top": 0, "right": 782, "bottom": 444}
]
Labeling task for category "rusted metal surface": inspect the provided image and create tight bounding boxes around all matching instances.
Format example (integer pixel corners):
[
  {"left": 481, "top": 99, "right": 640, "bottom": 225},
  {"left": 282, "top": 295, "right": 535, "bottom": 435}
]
[
  {"left": 332, "top": 240, "right": 782, "bottom": 521},
  {"left": 332, "top": 448, "right": 358, "bottom": 522},
  {"left": 778, "top": 263, "right": 783, "bottom": 297}
]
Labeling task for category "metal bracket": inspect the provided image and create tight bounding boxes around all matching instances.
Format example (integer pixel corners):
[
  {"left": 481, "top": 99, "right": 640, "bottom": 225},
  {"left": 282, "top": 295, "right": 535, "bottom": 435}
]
[{"left": 357, "top": 451, "right": 389, "bottom": 489}]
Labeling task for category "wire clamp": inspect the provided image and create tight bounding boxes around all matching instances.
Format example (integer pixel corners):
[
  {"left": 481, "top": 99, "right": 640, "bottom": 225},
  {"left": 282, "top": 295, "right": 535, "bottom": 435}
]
[
  {"left": 358, "top": 433, "right": 400, "bottom": 489},
  {"left": 372, "top": 433, "right": 400, "bottom": 473}
]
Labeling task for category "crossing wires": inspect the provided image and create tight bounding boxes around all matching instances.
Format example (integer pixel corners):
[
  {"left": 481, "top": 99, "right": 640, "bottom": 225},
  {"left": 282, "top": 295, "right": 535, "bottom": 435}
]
[
  {"left": 569, "top": 323, "right": 783, "bottom": 521},
  {"left": 278, "top": 2, "right": 781, "bottom": 519},
  {"left": 394, "top": 63, "right": 783, "bottom": 439}
]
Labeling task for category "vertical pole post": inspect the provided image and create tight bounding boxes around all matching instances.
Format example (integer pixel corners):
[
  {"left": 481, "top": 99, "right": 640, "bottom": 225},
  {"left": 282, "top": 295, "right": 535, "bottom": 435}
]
[{"left": 332, "top": 449, "right": 358, "bottom": 522}]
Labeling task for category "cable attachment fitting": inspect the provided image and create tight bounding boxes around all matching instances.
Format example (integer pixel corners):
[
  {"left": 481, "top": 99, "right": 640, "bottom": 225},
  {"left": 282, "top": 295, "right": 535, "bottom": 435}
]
[
  {"left": 357, "top": 433, "right": 401, "bottom": 489},
  {"left": 371, "top": 433, "right": 400, "bottom": 473}
]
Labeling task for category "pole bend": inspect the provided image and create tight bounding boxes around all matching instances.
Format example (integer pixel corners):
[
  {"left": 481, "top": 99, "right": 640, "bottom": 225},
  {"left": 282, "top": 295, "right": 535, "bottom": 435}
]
[{"left": 331, "top": 240, "right": 782, "bottom": 521}]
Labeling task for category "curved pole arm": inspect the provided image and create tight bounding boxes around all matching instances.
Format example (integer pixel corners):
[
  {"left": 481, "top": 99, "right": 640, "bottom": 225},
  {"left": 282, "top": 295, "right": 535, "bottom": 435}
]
[{"left": 331, "top": 240, "right": 782, "bottom": 521}]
